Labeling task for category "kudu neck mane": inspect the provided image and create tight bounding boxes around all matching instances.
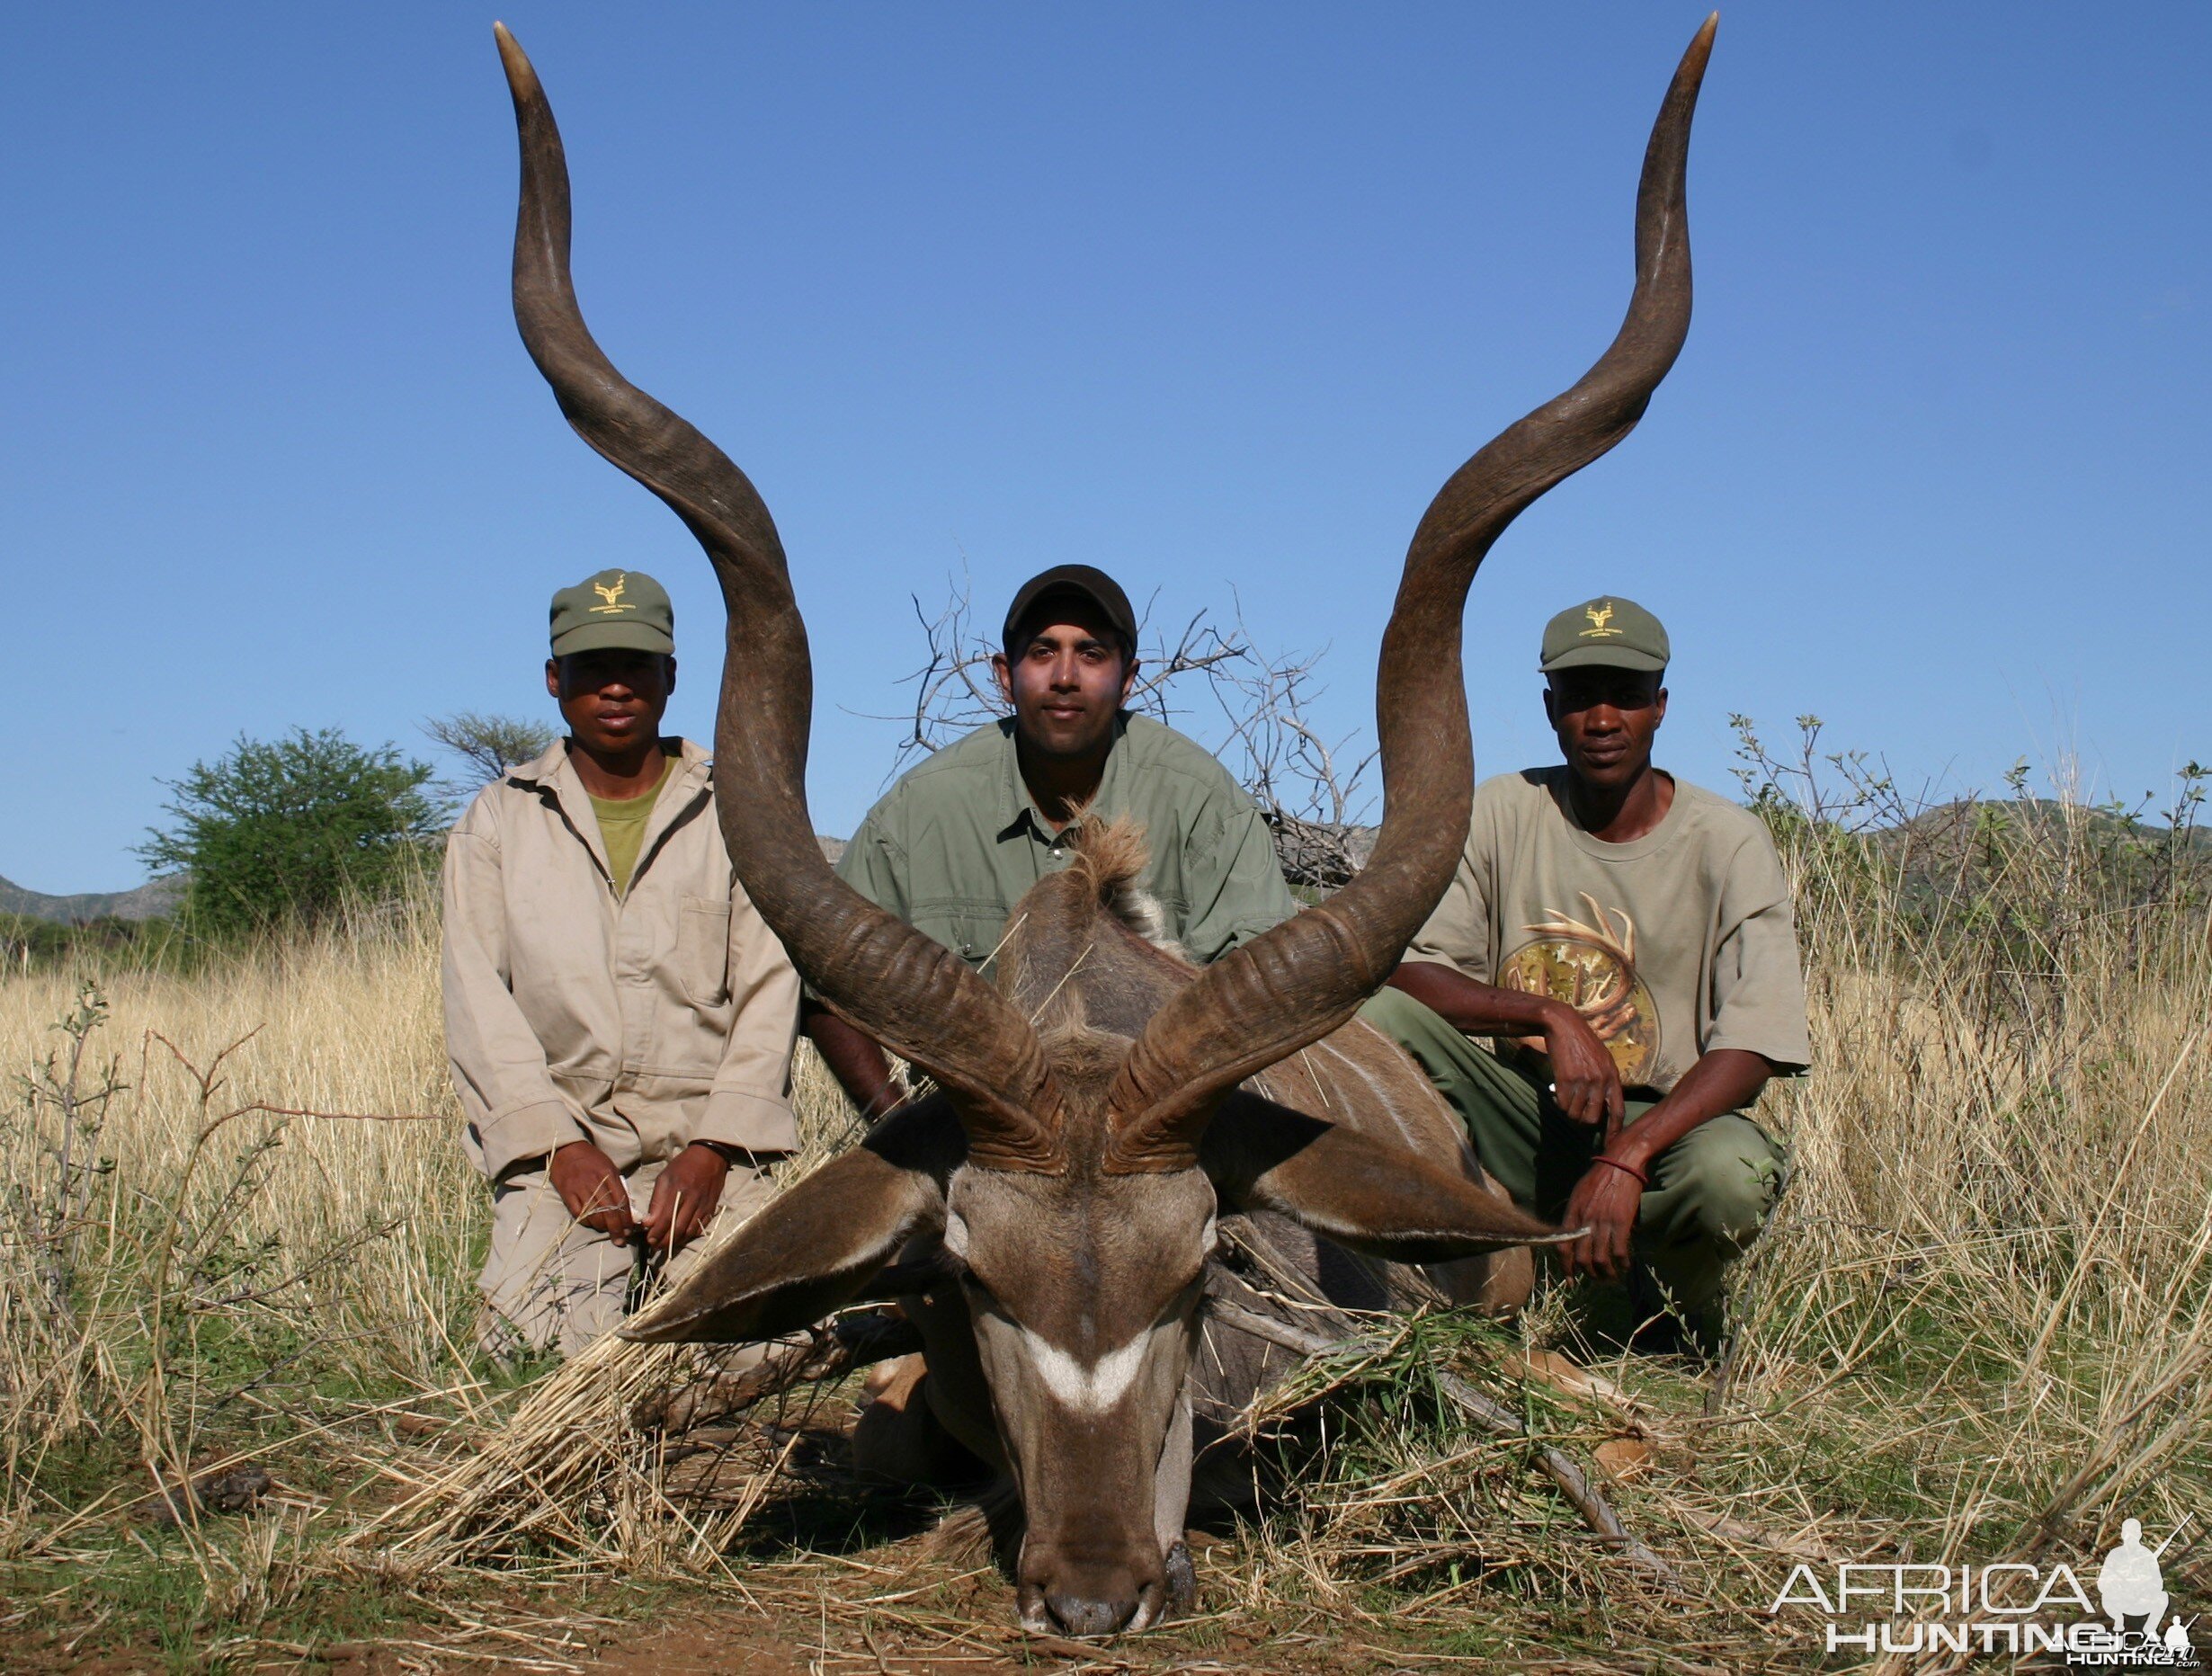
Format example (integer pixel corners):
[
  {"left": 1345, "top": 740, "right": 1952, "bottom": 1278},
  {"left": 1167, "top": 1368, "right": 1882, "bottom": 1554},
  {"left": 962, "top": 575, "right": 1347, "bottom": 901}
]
[
  {"left": 1040, "top": 816, "right": 1175, "bottom": 952},
  {"left": 999, "top": 816, "right": 1190, "bottom": 1055}
]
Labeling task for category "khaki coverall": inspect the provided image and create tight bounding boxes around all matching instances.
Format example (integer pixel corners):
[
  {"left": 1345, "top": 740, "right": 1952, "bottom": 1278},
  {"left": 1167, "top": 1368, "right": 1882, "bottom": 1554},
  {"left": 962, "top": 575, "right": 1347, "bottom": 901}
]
[{"left": 442, "top": 737, "right": 800, "bottom": 1357}]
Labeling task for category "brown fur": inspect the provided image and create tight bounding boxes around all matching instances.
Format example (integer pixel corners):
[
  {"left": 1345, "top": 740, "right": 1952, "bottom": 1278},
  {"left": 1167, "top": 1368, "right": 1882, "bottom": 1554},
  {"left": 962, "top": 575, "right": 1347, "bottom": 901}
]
[
  {"left": 1060, "top": 814, "right": 1176, "bottom": 950},
  {"left": 1062, "top": 814, "right": 1150, "bottom": 904},
  {"left": 507, "top": 8, "right": 1714, "bottom": 1634}
]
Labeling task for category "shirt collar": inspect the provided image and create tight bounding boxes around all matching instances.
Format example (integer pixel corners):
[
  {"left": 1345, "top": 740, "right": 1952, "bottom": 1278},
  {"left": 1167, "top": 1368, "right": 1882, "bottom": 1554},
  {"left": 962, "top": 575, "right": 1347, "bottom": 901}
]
[
  {"left": 992, "top": 714, "right": 1128, "bottom": 842},
  {"left": 512, "top": 738, "right": 709, "bottom": 858}
]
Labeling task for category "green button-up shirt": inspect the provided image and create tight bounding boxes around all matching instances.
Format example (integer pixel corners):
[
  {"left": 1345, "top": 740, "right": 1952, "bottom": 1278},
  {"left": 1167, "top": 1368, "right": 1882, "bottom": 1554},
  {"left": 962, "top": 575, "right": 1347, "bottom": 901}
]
[{"left": 835, "top": 715, "right": 1298, "bottom": 969}]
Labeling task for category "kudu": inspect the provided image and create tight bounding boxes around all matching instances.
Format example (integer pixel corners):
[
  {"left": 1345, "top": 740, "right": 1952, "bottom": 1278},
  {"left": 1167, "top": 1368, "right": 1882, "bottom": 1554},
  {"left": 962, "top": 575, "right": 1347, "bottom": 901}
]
[{"left": 494, "top": 15, "right": 1712, "bottom": 1637}]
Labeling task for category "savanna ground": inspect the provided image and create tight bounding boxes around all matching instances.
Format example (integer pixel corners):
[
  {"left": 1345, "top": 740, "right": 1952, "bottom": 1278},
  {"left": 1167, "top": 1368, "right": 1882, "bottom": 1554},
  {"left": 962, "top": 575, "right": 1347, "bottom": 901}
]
[{"left": 3, "top": 739, "right": 2208, "bottom": 1674}]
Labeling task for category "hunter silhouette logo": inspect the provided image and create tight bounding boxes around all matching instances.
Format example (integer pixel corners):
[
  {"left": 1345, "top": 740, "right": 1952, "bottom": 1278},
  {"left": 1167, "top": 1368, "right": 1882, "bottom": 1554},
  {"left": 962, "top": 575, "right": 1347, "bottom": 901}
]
[
  {"left": 589, "top": 574, "right": 633, "bottom": 614},
  {"left": 1580, "top": 602, "right": 1622, "bottom": 637},
  {"left": 2100, "top": 1519, "right": 2193, "bottom": 1653},
  {"left": 1766, "top": 1511, "right": 2198, "bottom": 1663}
]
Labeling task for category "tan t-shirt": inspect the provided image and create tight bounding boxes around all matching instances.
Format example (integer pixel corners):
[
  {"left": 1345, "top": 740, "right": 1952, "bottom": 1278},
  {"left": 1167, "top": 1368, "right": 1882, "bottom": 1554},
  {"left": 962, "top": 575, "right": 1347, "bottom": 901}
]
[{"left": 1405, "top": 767, "right": 1813, "bottom": 1093}]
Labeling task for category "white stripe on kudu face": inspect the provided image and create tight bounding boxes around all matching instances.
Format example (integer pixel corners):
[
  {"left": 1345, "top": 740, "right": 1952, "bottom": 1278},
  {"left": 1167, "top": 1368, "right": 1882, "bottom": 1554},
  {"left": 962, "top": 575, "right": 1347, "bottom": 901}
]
[{"left": 1022, "top": 1326, "right": 1151, "bottom": 1415}]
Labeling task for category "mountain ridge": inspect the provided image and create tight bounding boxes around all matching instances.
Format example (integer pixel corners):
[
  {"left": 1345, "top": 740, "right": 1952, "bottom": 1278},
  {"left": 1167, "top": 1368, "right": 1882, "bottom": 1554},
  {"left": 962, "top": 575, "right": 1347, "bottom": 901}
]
[{"left": 0, "top": 873, "right": 185, "bottom": 924}]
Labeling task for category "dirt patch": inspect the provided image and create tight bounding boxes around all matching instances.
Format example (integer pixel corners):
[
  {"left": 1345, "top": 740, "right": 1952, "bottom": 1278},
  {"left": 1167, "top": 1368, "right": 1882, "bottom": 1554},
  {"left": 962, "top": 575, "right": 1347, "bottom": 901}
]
[{"left": 531, "top": 1603, "right": 1449, "bottom": 1675}]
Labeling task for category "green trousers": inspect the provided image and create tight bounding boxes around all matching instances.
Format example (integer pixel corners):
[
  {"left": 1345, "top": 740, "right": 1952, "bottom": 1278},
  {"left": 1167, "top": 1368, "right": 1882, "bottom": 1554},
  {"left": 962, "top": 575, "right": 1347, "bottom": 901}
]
[{"left": 1358, "top": 986, "right": 1786, "bottom": 1319}]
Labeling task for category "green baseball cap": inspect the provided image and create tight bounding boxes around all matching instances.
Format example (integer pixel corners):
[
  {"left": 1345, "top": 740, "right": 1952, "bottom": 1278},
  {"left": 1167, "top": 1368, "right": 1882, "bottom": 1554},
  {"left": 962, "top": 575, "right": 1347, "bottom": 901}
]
[
  {"left": 549, "top": 568, "right": 674, "bottom": 657},
  {"left": 1539, "top": 595, "right": 1669, "bottom": 673}
]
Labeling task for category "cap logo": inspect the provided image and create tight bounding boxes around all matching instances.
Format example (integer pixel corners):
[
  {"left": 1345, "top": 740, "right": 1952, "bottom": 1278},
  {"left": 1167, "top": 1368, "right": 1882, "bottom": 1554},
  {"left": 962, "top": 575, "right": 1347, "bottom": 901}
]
[
  {"left": 589, "top": 573, "right": 634, "bottom": 615},
  {"left": 1579, "top": 602, "right": 1622, "bottom": 638}
]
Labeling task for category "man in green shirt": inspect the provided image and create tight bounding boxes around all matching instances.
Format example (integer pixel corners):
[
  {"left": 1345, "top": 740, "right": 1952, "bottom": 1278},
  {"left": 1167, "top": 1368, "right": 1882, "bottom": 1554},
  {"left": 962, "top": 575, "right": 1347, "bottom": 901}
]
[
  {"left": 810, "top": 566, "right": 1299, "bottom": 1119},
  {"left": 1363, "top": 596, "right": 1808, "bottom": 1348}
]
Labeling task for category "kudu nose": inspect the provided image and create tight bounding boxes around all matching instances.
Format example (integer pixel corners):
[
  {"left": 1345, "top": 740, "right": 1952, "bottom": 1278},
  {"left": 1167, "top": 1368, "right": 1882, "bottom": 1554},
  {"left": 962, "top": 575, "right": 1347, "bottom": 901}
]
[
  {"left": 1044, "top": 1591, "right": 1140, "bottom": 1639},
  {"left": 1023, "top": 1541, "right": 1164, "bottom": 1638}
]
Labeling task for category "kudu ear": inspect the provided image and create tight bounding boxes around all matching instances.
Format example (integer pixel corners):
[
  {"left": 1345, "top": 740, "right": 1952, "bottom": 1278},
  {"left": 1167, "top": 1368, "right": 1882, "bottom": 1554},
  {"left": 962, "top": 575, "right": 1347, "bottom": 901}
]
[
  {"left": 621, "top": 1100, "right": 960, "bottom": 1345},
  {"left": 1201, "top": 1094, "right": 1568, "bottom": 1264}
]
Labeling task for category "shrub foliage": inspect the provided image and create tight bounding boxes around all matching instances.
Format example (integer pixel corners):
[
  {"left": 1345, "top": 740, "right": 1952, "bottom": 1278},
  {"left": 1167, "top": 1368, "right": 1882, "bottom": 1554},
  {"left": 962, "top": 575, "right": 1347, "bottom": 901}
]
[{"left": 138, "top": 727, "right": 443, "bottom": 937}]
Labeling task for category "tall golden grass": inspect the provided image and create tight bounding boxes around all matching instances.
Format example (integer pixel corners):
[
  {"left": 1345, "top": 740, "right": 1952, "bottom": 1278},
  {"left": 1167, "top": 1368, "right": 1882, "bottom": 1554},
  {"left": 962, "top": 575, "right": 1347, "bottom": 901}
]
[
  {"left": 1719, "top": 753, "right": 2210, "bottom": 1672},
  {"left": 0, "top": 757, "right": 2205, "bottom": 1666},
  {"left": 0, "top": 882, "right": 473, "bottom": 1529}
]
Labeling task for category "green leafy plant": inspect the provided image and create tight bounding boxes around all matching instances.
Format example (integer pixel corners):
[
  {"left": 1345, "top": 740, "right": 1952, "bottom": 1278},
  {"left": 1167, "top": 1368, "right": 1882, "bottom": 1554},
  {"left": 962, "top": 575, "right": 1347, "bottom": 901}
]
[
  {"left": 137, "top": 728, "right": 444, "bottom": 939},
  {"left": 7, "top": 985, "right": 121, "bottom": 1338}
]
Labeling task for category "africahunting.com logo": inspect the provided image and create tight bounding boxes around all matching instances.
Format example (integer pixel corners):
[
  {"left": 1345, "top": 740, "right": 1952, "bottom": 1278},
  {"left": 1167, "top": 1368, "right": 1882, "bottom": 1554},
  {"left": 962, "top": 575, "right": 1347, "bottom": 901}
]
[{"left": 1767, "top": 1517, "right": 2197, "bottom": 1664}]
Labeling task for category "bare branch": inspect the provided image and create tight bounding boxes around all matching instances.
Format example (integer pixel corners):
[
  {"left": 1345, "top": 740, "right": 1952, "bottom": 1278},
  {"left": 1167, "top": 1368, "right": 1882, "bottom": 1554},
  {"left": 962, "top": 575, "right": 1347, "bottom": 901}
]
[
  {"left": 421, "top": 711, "right": 557, "bottom": 792},
  {"left": 877, "top": 576, "right": 1378, "bottom": 889}
]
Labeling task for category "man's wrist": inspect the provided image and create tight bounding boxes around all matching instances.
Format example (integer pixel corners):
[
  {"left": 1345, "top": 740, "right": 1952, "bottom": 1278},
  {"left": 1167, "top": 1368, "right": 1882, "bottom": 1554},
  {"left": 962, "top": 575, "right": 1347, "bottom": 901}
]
[
  {"left": 1588, "top": 1152, "right": 1650, "bottom": 1190},
  {"left": 1604, "top": 1128, "right": 1658, "bottom": 1172},
  {"left": 1532, "top": 996, "right": 1578, "bottom": 1033}
]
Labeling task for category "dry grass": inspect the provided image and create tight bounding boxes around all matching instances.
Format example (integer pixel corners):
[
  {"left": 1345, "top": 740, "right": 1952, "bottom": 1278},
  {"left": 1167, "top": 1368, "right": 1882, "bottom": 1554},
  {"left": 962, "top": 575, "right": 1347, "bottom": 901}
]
[
  {"left": 0, "top": 884, "right": 473, "bottom": 1513},
  {"left": 1, "top": 757, "right": 2208, "bottom": 1670}
]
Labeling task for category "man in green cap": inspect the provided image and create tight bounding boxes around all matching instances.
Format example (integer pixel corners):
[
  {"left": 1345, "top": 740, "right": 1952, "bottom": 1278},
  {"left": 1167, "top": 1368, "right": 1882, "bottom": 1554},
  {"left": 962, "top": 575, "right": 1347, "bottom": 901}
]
[
  {"left": 1362, "top": 595, "right": 1809, "bottom": 1351},
  {"left": 442, "top": 567, "right": 801, "bottom": 1358},
  {"left": 807, "top": 564, "right": 1298, "bottom": 1120}
]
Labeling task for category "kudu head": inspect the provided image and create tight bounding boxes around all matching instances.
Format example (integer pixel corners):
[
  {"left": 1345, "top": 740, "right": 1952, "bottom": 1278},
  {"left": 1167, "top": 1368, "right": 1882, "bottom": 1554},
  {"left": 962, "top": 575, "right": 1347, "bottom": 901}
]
[{"left": 494, "top": 14, "right": 1713, "bottom": 1636}]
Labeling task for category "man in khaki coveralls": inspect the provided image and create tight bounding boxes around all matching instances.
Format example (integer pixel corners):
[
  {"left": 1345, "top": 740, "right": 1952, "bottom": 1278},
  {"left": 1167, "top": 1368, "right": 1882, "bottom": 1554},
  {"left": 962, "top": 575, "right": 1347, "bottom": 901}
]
[
  {"left": 443, "top": 568, "right": 801, "bottom": 1357},
  {"left": 1364, "top": 596, "right": 1810, "bottom": 1347},
  {"left": 806, "top": 565, "right": 1299, "bottom": 1119}
]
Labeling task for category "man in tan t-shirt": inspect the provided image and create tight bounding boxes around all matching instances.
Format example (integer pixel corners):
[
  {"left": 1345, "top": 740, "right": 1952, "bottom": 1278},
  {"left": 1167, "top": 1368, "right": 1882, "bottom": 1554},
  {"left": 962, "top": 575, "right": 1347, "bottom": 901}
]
[
  {"left": 1361, "top": 596, "right": 1808, "bottom": 1348},
  {"left": 442, "top": 567, "right": 801, "bottom": 1358}
]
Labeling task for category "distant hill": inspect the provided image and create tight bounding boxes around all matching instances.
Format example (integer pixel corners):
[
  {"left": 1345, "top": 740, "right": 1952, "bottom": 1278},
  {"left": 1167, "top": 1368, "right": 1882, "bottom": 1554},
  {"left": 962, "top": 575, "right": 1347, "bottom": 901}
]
[
  {"left": 0, "top": 873, "right": 184, "bottom": 924},
  {"left": 3, "top": 843, "right": 852, "bottom": 925},
  {"left": 1866, "top": 796, "right": 2211, "bottom": 868}
]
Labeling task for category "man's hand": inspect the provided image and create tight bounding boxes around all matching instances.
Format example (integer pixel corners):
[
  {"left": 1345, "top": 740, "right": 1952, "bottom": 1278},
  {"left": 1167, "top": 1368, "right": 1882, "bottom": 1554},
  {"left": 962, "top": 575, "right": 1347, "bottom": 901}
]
[
  {"left": 549, "top": 1139, "right": 639, "bottom": 1245},
  {"left": 1384, "top": 965, "right": 1624, "bottom": 1128},
  {"left": 643, "top": 1142, "right": 730, "bottom": 1254},
  {"left": 1559, "top": 1155, "right": 1643, "bottom": 1283},
  {"left": 1543, "top": 1001, "right": 1626, "bottom": 1130}
]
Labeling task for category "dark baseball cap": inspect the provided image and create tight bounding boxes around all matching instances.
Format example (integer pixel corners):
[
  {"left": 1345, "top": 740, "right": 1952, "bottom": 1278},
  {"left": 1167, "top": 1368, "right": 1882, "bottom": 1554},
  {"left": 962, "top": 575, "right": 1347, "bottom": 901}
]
[
  {"left": 549, "top": 568, "right": 675, "bottom": 657},
  {"left": 1539, "top": 595, "right": 1669, "bottom": 673},
  {"left": 1002, "top": 565, "right": 1139, "bottom": 653}
]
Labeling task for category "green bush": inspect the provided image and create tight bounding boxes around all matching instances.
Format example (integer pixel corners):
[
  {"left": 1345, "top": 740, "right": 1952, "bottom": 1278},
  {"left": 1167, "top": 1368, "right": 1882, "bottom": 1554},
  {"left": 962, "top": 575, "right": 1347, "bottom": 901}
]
[
  {"left": 0, "top": 912, "right": 174, "bottom": 975},
  {"left": 137, "top": 727, "right": 444, "bottom": 939}
]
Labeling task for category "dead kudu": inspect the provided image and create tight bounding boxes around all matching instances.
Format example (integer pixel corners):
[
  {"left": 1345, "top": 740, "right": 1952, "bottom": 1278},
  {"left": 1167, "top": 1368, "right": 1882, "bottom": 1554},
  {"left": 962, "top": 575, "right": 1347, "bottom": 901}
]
[{"left": 494, "top": 17, "right": 1713, "bottom": 1636}]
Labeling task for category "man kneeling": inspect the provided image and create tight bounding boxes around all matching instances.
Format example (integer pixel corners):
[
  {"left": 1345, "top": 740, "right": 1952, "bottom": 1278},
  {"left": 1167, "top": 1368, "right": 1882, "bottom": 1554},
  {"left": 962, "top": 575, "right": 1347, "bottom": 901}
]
[
  {"left": 442, "top": 568, "right": 800, "bottom": 1359},
  {"left": 1364, "top": 596, "right": 1809, "bottom": 1350}
]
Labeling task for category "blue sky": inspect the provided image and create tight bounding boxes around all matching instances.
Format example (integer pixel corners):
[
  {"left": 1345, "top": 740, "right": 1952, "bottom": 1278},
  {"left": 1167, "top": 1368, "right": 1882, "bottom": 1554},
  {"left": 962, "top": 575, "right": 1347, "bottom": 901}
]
[{"left": 2, "top": 4, "right": 2205, "bottom": 892}]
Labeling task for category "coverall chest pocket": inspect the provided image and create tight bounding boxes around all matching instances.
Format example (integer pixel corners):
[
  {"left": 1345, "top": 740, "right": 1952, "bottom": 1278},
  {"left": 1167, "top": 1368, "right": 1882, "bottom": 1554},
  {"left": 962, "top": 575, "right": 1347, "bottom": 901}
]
[{"left": 676, "top": 896, "right": 733, "bottom": 1007}]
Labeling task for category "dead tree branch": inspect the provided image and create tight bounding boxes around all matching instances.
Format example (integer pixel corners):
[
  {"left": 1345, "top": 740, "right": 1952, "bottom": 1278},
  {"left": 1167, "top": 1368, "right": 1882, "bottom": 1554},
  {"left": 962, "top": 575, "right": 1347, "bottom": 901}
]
[
  {"left": 873, "top": 577, "right": 1377, "bottom": 890},
  {"left": 630, "top": 1307, "right": 925, "bottom": 1434},
  {"left": 1203, "top": 1282, "right": 1681, "bottom": 1588}
]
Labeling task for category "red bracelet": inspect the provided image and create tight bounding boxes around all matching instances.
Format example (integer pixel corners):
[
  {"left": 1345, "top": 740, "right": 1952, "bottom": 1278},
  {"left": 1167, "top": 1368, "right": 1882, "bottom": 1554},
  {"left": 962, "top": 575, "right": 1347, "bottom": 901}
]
[{"left": 1591, "top": 1154, "right": 1649, "bottom": 1190}]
